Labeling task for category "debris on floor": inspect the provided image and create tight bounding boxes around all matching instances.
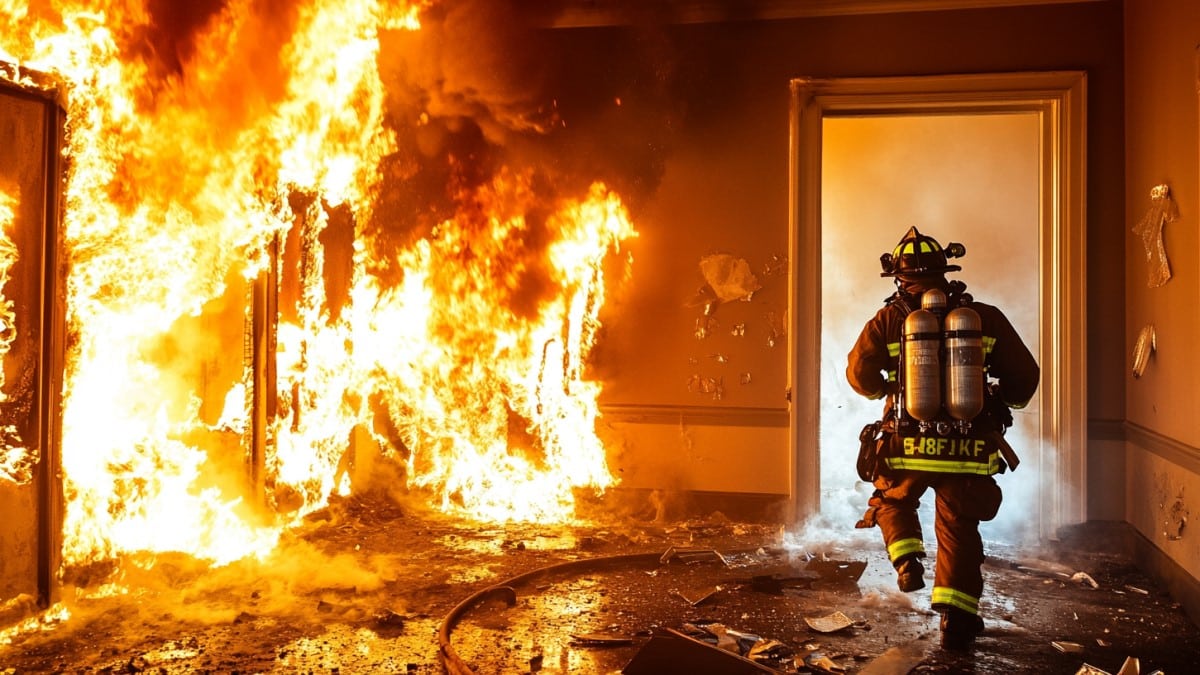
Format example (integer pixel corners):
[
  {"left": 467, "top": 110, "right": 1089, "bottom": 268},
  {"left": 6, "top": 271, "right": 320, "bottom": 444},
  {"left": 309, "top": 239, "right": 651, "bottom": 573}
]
[
  {"left": 1075, "top": 655, "right": 1164, "bottom": 675},
  {"left": 0, "top": 497, "right": 1197, "bottom": 674},
  {"left": 804, "top": 611, "right": 860, "bottom": 634}
]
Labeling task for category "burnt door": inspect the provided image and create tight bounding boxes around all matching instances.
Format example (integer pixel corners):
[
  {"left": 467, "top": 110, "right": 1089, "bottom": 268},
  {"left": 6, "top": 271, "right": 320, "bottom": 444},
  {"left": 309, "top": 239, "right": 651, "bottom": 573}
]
[{"left": 0, "top": 70, "right": 66, "bottom": 618}]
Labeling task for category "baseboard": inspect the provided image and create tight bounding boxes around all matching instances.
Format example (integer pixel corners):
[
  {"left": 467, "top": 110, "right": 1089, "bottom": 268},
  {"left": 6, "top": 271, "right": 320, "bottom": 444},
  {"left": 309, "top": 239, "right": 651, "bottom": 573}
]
[
  {"left": 582, "top": 487, "right": 790, "bottom": 524},
  {"left": 1128, "top": 527, "right": 1200, "bottom": 628}
]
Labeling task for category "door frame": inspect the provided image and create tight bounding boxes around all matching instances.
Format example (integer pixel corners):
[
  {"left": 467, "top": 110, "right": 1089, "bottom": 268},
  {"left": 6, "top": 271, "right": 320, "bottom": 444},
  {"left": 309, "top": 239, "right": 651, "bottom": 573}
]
[{"left": 787, "top": 71, "right": 1087, "bottom": 541}]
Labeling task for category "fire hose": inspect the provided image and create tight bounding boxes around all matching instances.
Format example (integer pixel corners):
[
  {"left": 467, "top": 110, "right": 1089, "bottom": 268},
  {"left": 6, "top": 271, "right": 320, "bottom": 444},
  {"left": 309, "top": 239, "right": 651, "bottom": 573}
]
[
  {"left": 437, "top": 551, "right": 663, "bottom": 674},
  {"left": 437, "top": 546, "right": 781, "bottom": 674}
]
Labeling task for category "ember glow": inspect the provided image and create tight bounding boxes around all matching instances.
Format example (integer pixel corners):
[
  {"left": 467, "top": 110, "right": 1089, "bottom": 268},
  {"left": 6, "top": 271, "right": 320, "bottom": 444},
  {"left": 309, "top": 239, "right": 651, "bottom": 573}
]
[
  {"left": 0, "top": 186, "right": 32, "bottom": 485},
  {"left": 1, "top": 1, "right": 635, "bottom": 567}
]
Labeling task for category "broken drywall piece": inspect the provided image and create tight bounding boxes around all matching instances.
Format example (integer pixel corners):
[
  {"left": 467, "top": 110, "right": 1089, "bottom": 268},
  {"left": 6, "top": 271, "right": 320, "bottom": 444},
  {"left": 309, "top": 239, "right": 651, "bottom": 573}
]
[
  {"left": 857, "top": 642, "right": 926, "bottom": 675},
  {"left": 622, "top": 628, "right": 777, "bottom": 674},
  {"left": 672, "top": 586, "right": 722, "bottom": 607},
  {"left": 699, "top": 253, "right": 762, "bottom": 303},
  {"left": 1116, "top": 656, "right": 1141, "bottom": 675},
  {"left": 804, "top": 610, "right": 857, "bottom": 633},
  {"left": 1052, "top": 641, "right": 1086, "bottom": 654}
]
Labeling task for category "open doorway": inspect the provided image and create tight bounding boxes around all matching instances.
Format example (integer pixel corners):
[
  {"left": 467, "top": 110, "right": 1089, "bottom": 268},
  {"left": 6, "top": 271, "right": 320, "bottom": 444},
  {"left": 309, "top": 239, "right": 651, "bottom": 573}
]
[
  {"left": 787, "top": 72, "right": 1087, "bottom": 542},
  {"left": 820, "top": 113, "right": 1041, "bottom": 541}
]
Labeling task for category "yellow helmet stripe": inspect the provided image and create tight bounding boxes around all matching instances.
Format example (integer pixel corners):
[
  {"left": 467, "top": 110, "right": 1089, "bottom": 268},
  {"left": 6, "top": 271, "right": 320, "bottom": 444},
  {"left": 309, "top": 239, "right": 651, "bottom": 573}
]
[{"left": 894, "top": 240, "right": 942, "bottom": 257}]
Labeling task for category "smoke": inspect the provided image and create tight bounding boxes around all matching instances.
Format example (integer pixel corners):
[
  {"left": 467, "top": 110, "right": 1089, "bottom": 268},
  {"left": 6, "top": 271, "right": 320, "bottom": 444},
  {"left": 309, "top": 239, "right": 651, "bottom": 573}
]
[
  {"left": 820, "top": 114, "right": 1046, "bottom": 547},
  {"left": 369, "top": 0, "right": 684, "bottom": 261},
  {"left": 983, "top": 422, "right": 1045, "bottom": 546},
  {"left": 382, "top": 0, "right": 560, "bottom": 145},
  {"left": 135, "top": 0, "right": 233, "bottom": 77}
]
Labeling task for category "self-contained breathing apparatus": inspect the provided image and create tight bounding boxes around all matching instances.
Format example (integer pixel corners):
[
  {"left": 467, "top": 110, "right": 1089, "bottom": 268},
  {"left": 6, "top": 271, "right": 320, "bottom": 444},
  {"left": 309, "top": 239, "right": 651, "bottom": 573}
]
[
  {"left": 856, "top": 228, "right": 1019, "bottom": 482},
  {"left": 900, "top": 286, "right": 982, "bottom": 436}
]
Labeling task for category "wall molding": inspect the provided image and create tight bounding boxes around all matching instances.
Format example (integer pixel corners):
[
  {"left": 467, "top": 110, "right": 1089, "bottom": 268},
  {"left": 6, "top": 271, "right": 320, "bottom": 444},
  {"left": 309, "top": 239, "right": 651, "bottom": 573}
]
[{"left": 1124, "top": 421, "right": 1200, "bottom": 476}]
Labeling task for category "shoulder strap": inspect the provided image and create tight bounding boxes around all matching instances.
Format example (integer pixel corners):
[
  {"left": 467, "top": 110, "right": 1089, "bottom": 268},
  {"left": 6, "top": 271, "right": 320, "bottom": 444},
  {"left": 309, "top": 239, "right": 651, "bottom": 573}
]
[
  {"left": 885, "top": 291, "right": 915, "bottom": 316},
  {"left": 947, "top": 280, "right": 973, "bottom": 308}
]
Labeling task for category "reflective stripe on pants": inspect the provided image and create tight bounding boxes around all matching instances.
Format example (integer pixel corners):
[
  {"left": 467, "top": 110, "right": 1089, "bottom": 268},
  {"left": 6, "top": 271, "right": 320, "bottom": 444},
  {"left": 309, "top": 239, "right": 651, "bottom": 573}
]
[
  {"left": 867, "top": 470, "right": 1002, "bottom": 607},
  {"left": 932, "top": 586, "right": 980, "bottom": 614}
]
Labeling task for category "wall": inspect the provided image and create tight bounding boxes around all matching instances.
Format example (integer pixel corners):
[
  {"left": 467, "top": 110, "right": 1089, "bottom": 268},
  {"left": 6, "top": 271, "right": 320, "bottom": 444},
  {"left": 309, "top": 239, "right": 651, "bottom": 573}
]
[
  {"left": 540, "top": 1, "right": 1125, "bottom": 510},
  {"left": 1124, "top": 0, "right": 1200, "bottom": 603}
]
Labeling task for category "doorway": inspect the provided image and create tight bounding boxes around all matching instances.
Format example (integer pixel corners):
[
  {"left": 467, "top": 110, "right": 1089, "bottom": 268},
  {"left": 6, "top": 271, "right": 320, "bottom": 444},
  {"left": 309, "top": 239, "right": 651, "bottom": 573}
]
[
  {"left": 821, "top": 112, "right": 1041, "bottom": 541},
  {"left": 787, "top": 72, "right": 1087, "bottom": 542}
]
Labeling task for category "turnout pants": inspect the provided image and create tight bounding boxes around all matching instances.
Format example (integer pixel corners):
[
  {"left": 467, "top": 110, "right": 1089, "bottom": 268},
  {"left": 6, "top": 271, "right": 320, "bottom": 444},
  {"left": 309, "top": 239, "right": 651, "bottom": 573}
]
[{"left": 864, "top": 470, "right": 1002, "bottom": 615}]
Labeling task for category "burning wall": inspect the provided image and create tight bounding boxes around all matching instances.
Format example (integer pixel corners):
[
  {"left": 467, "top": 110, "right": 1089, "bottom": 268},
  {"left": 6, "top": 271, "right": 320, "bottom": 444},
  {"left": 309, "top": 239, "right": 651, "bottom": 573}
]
[{"left": 0, "top": 0, "right": 651, "bottom": 583}]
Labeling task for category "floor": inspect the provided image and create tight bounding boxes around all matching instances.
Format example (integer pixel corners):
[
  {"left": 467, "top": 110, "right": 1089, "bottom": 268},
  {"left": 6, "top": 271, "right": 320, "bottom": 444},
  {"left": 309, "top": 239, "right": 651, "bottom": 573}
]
[{"left": 0, "top": 491, "right": 1197, "bottom": 674}]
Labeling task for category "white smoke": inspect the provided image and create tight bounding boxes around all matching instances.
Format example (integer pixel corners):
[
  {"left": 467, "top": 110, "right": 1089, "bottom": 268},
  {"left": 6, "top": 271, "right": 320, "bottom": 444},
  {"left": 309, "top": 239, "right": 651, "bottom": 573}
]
[{"left": 819, "top": 113, "right": 1044, "bottom": 546}]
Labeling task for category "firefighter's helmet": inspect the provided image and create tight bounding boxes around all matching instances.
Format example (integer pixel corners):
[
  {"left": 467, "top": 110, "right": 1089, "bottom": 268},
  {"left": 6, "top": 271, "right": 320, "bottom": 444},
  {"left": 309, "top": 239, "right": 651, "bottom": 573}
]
[{"left": 879, "top": 226, "right": 966, "bottom": 277}]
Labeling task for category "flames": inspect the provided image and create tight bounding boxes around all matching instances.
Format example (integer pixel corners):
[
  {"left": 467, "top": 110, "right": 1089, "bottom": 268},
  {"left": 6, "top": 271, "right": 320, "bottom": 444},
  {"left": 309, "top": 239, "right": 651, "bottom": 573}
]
[
  {"left": 0, "top": 187, "right": 31, "bottom": 485},
  {"left": 0, "top": 1, "right": 635, "bottom": 568}
]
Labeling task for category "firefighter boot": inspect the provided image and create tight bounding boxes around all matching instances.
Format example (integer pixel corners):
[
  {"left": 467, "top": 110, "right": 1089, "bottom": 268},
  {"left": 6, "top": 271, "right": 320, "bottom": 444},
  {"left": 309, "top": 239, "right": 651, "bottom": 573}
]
[
  {"left": 894, "top": 555, "right": 925, "bottom": 593},
  {"left": 940, "top": 607, "right": 985, "bottom": 650}
]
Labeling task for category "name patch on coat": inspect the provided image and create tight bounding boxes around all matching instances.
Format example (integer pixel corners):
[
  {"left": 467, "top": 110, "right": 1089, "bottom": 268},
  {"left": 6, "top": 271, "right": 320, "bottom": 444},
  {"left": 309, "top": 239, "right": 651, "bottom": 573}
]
[{"left": 900, "top": 436, "right": 989, "bottom": 458}]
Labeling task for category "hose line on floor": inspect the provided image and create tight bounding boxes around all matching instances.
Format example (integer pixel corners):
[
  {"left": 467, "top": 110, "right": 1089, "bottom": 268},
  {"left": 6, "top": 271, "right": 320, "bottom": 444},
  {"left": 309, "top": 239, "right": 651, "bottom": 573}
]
[{"left": 437, "top": 546, "right": 782, "bottom": 673}]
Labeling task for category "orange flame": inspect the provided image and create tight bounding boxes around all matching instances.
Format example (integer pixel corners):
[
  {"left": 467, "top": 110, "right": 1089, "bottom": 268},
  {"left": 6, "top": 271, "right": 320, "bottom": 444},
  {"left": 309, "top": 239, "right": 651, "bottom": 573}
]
[
  {"left": 1, "top": 1, "right": 635, "bottom": 568},
  {"left": 0, "top": 186, "right": 32, "bottom": 485}
]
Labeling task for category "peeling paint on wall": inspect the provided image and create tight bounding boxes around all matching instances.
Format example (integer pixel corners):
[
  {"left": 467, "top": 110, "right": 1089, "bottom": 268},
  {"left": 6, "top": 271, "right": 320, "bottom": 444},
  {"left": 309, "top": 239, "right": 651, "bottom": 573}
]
[
  {"left": 1156, "top": 472, "right": 1189, "bottom": 542},
  {"left": 683, "top": 252, "right": 786, "bottom": 402},
  {"left": 1163, "top": 492, "right": 1188, "bottom": 541}
]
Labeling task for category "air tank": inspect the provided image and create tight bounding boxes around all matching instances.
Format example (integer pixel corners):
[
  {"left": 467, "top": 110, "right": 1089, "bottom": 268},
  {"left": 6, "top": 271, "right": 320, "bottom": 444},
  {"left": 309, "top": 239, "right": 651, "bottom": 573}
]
[
  {"left": 903, "top": 308, "right": 941, "bottom": 421},
  {"left": 921, "top": 287, "right": 947, "bottom": 316},
  {"left": 944, "top": 306, "right": 984, "bottom": 420}
]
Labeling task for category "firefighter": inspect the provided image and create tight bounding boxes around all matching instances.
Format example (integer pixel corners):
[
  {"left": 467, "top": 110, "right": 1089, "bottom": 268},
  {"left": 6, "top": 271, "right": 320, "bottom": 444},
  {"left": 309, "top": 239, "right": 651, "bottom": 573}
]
[{"left": 846, "top": 226, "right": 1039, "bottom": 650}]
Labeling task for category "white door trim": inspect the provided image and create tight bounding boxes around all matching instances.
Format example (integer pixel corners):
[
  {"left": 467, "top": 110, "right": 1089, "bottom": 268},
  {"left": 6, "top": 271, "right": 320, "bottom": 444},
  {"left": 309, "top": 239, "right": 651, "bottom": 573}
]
[{"left": 787, "top": 71, "right": 1087, "bottom": 540}]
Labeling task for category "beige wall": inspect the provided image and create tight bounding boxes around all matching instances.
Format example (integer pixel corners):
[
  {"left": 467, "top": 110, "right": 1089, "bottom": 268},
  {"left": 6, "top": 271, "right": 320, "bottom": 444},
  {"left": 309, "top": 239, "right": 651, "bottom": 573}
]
[
  {"left": 1124, "top": 0, "right": 1200, "bottom": 581},
  {"left": 1126, "top": 446, "right": 1200, "bottom": 577},
  {"left": 563, "top": 1, "right": 1125, "bottom": 505},
  {"left": 1125, "top": 1, "right": 1200, "bottom": 444}
]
